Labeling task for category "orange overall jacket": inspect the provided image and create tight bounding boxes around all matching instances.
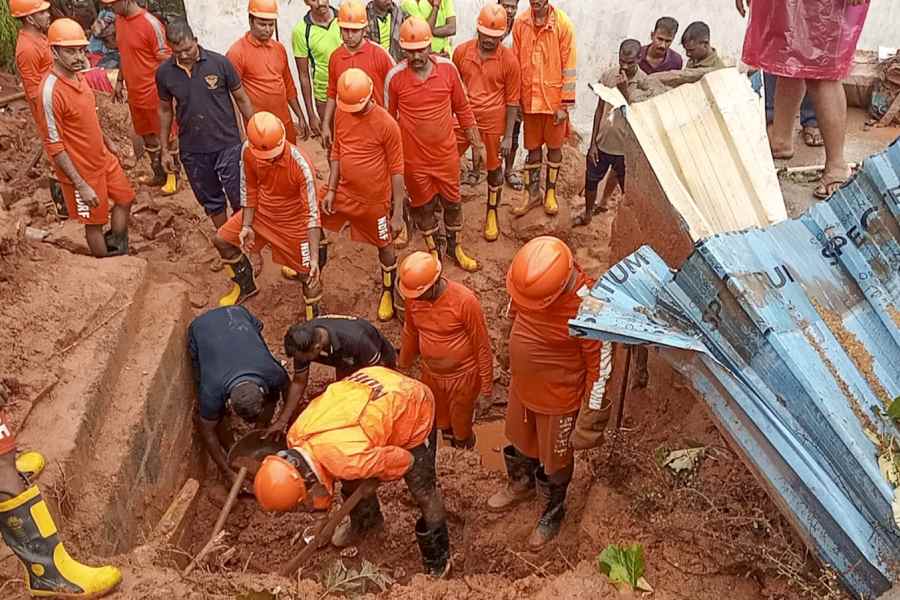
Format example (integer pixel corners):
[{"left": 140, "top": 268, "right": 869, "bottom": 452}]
[{"left": 512, "top": 5, "right": 576, "bottom": 114}]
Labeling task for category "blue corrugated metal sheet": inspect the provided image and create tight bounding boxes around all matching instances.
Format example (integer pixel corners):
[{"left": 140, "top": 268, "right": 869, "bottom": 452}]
[{"left": 571, "top": 139, "right": 900, "bottom": 598}]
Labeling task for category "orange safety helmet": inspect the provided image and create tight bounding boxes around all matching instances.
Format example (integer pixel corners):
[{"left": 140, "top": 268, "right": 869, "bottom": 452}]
[
  {"left": 476, "top": 4, "right": 508, "bottom": 37},
  {"left": 247, "top": 111, "right": 286, "bottom": 160},
  {"left": 47, "top": 18, "right": 89, "bottom": 47},
  {"left": 254, "top": 455, "right": 307, "bottom": 512},
  {"left": 399, "top": 16, "right": 432, "bottom": 51},
  {"left": 248, "top": 0, "right": 278, "bottom": 19},
  {"left": 398, "top": 251, "right": 442, "bottom": 299},
  {"left": 337, "top": 0, "right": 367, "bottom": 29},
  {"left": 336, "top": 68, "right": 373, "bottom": 113},
  {"left": 10, "top": 0, "right": 50, "bottom": 18},
  {"left": 506, "top": 236, "right": 574, "bottom": 311}
]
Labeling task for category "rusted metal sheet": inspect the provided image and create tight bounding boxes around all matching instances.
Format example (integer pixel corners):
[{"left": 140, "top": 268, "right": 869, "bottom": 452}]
[{"left": 572, "top": 140, "right": 900, "bottom": 598}]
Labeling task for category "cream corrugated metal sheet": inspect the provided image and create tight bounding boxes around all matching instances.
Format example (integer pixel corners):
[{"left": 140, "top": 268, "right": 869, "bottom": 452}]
[{"left": 609, "top": 68, "right": 788, "bottom": 239}]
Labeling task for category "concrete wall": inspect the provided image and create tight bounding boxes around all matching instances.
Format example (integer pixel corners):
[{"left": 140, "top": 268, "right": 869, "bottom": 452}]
[{"left": 185, "top": 0, "right": 900, "bottom": 140}]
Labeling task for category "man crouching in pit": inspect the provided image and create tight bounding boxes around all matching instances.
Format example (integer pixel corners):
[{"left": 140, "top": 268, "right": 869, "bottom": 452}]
[
  {"left": 188, "top": 305, "right": 295, "bottom": 489},
  {"left": 253, "top": 366, "right": 451, "bottom": 577}
]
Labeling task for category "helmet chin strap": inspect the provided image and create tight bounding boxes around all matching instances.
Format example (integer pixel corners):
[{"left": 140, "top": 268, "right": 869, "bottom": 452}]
[{"left": 277, "top": 448, "right": 320, "bottom": 490}]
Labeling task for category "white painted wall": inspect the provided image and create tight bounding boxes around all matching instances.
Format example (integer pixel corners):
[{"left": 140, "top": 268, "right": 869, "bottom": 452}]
[{"left": 185, "top": 0, "right": 900, "bottom": 140}]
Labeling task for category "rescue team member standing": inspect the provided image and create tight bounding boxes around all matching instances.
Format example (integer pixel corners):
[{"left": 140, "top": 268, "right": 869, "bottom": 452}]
[
  {"left": 577, "top": 39, "right": 661, "bottom": 226},
  {"left": 320, "top": 0, "right": 395, "bottom": 150},
  {"left": 453, "top": 5, "right": 520, "bottom": 242},
  {"left": 511, "top": 0, "right": 576, "bottom": 218},
  {"left": 253, "top": 367, "right": 450, "bottom": 577},
  {"left": 499, "top": 0, "right": 524, "bottom": 192},
  {"left": 214, "top": 112, "right": 323, "bottom": 318},
  {"left": 324, "top": 69, "right": 405, "bottom": 322},
  {"left": 489, "top": 236, "right": 601, "bottom": 550},
  {"left": 400, "top": 0, "right": 456, "bottom": 57},
  {"left": 227, "top": 0, "right": 309, "bottom": 144},
  {"left": 12, "top": 0, "right": 52, "bottom": 122},
  {"left": 293, "top": 0, "right": 341, "bottom": 139},
  {"left": 0, "top": 404, "right": 122, "bottom": 597},
  {"left": 398, "top": 252, "right": 493, "bottom": 449},
  {"left": 276, "top": 315, "right": 397, "bottom": 436},
  {"left": 386, "top": 17, "right": 484, "bottom": 272},
  {"left": 104, "top": 0, "right": 171, "bottom": 188},
  {"left": 366, "top": 0, "right": 404, "bottom": 61},
  {"left": 188, "top": 306, "right": 291, "bottom": 487},
  {"left": 37, "top": 19, "right": 134, "bottom": 258},
  {"left": 156, "top": 20, "right": 255, "bottom": 229}
]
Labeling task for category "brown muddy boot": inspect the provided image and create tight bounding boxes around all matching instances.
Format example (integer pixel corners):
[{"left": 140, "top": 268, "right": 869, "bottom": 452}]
[
  {"left": 543, "top": 161, "right": 561, "bottom": 216},
  {"left": 487, "top": 446, "right": 538, "bottom": 512},
  {"left": 511, "top": 162, "right": 542, "bottom": 217},
  {"left": 526, "top": 469, "right": 569, "bottom": 550},
  {"left": 139, "top": 146, "right": 167, "bottom": 187},
  {"left": 332, "top": 494, "right": 384, "bottom": 548}
]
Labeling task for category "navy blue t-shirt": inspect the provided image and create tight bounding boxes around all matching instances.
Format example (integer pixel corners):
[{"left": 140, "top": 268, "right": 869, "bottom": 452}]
[
  {"left": 188, "top": 306, "right": 288, "bottom": 421},
  {"left": 156, "top": 47, "right": 243, "bottom": 154}
]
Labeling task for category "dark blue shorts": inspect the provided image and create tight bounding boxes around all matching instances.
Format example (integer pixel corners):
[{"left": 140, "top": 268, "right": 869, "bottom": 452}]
[
  {"left": 585, "top": 151, "right": 625, "bottom": 193},
  {"left": 180, "top": 144, "right": 243, "bottom": 216}
]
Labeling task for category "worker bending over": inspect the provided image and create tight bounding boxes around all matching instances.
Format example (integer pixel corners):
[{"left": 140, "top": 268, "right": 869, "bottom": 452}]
[
  {"left": 228, "top": 0, "right": 309, "bottom": 143},
  {"left": 489, "top": 236, "right": 603, "bottom": 549},
  {"left": 214, "top": 112, "right": 323, "bottom": 318},
  {"left": 324, "top": 69, "right": 405, "bottom": 321},
  {"left": 320, "top": 0, "right": 396, "bottom": 149},
  {"left": 188, "top": 306, "right": 292, "bottom": 487},
  {"left": 254, "top": 367, "right": 450, "bottom": 577},
  {"left": 0, "top": 399, "right": 122, "bottom": 597},
  {"left": 386, "top": 16, "right": 484, "bottom": 272},
  {"left": 398, "top": 252, "right": 493, "bottom": 448},
  {"left": 453, "top": 4, "right": 520, "bottom": 242},
  {"left": 511, "top": 0, "right": 576, "bottom": 217},
  {"left": 37, "top": 19, "right": 134, "bottom": 257}
]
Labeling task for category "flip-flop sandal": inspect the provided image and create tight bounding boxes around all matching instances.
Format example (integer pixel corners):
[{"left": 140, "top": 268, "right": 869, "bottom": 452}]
[
  {"left": 813, "top": 178, "right": 847, "bottom": 200},
  {"left": 505, "top": 171, "right": 525, "bottom": 191},
  {"left": 802, "top": 126, "right": 824, "bottom": 147}
]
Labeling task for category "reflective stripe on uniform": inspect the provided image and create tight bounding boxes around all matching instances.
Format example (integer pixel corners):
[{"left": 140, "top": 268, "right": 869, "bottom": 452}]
[
  {"left": 239, "top": 141, "right": 250, "bottom": 207},
  {"left": 289, "top": 145, "right": 320, "bottom": 228},
  {"left": 588, "top": 341, "right": 614, "bottom": 411},
  {"left": 143, "top": 11, "right": 167, "bottom": 55},
  {"left": 383, "top": 61, "right": 408, "bottom": 113},
  {"left": 42, "top": 74, "right": 60, "bottom": 144}
]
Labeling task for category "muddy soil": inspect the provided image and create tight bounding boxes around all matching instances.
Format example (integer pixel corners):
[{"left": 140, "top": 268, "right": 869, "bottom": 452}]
[{"left": 0, "top": 84, "right": 847, "bottom": 599}]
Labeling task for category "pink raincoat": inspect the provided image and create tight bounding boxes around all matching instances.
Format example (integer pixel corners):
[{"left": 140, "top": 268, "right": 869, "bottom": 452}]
[{"left": 742, "top": 0, "right": 870, "bottom": 80}]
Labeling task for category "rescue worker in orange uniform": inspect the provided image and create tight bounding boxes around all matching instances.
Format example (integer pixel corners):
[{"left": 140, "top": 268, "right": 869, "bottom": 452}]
[
  {"left": 227, "top": 0, "right": 310, "bottom": 144},
  {"left": 12, "top": 0, "right": 52, "bottom": 122},
  {"left": 253, "top": 366, "right": 450, "bottom": 577},
  {"left": 320, "top": 0, "right": 396, "bottom": 149},
  {"left": 37, "top": 19, "right": 135, "bottom": 258},
  {"left": 0, "top": 391, "right": 123, "bottom": 597},
  {"left": 385, "top": 16, "right": 484, "bottom": 272},
  {"left": 511, "top": 0, "right": 576, "bottom": 217},
  {"left": 323, "top": 68, "right": 405, "bottom": 321},
  {"left": 102, "top": 0, "right": 172, "bottom": 188},
  {"left": 453, "top": 4, "right": 521, "bottom": 242},
  {"left": 488, "top": 236, "right": 602, "bottom": 550},
  {"left": 213, "top": 112, "right": 323, "bottom": 320},
  {"left": 398, "top": 252, "right": 493, "bottom": 448}
]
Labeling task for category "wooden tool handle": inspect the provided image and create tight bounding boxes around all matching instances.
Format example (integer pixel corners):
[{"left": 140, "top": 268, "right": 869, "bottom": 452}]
[{"left": 182, "top": 467, "right": 248, "bottom": 576}]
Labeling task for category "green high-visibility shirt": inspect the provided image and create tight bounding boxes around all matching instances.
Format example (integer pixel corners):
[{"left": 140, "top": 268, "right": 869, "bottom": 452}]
[
  {"left": 400, "top": 0, "right": 455, "bottom": 55},
  {"left": 292, "top": 12, "right": 342, "bottom": 103},
  {"left": 376, "top": 13, "right": 392, "bottom": 50}
]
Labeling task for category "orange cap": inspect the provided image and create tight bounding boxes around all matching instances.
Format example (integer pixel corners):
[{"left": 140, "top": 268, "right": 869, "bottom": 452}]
[
  {"left": 398, "top": 251, "right": 442, "bottom": 299},
  {"left": 47, "top": 18, "right": 89, "bottom": 47},
  {"left": 247, "top": 111, "right": 286, "bottom": 160},
  {"left": 336, "top": 68, "right": 373, "bottom": 113},
  {"left": 337, "top": 0, "right": 367, "bottom": 29},
  {"left": 10, "top": 0, "right": 50, "bottom": 18},
  {"left": 248, "top": 0, "right": 278, "bottom": 19},
  {"left": 254, "top": 455, "right": 307, "bottom": 512},
  {"left": 506, "top": 236, "right": 574, "bottom": 311},
  {"left": 476, "top": 4, "right": 508, "bottom": 37},
  {"left": 399, "top": 16, "right": 432, "bottom": 50}
]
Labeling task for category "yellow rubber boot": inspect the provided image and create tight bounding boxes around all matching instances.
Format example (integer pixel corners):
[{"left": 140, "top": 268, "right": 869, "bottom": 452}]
[
  {"left": 422, "top": 226, "right": 442, "bottom": 263},
  {"left": 16, "top": 451, "right": 46, "bottom": 480},
  {"left": 484, "top": 185, "right": 501, "bottom": 242},
  {"left": 161, "top": 173, "right": 177, "bottom": 195},
  {"left": 544, "top": 161, "right": 561, "bottom": 216},
  {"left": 377, "top": 262, "right": 397, "bottom": 322},
  {"left": 0, "top": 486, "right": 122, "bottom": 598},
  {"left": 447, "top": 230, "right": 480, "bottom": 272},
  {"left": 219, "top": 255, "right": 258, "bottom": 307},
  {"left": 304, "top": 294, "right": 321, "bottom": 322},
  {"left": 511, "top": 163, "right": 542, "bottom": 217},
  {"left": 281, "top": 266, "right": 299, "bottom": 280}
]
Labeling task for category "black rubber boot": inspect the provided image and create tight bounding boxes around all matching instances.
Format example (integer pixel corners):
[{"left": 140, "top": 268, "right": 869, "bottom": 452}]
[
  {"left": 103, "top": 230, "right": 129, "bottom": 257},
  {"left": 142, "top": 148, "right": 167, "bottom": 187},
  {"left": 219, "top": 254, "right": 258, "bottom": 306},
  {"left": 527, "top": 469, "right": 568, "bottom": 550},
  {"left": 49, "top": 179, "right": 68, "bottom": 219},
  {"left": 486, "top": 446, "right": 539, "bottom": 511},
  {"left": 332, "top": 493, "right": 385, "bottom": 548},
  {"left": 415, "top": 517, "right": 450, "bottom": 577}
]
